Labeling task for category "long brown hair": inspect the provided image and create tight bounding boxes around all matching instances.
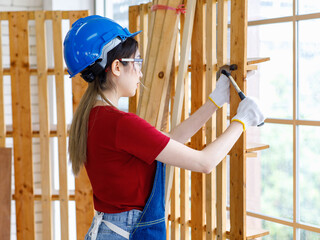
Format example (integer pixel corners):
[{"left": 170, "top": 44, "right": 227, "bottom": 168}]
[{"left": 69, "top": 37, "right": 138, "bottom": 175}]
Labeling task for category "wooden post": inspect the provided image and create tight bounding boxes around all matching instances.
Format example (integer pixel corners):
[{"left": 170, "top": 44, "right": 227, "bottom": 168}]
[
  {"left": 139, "top": 4, "right": 149, "bottom": 60},
  {"left": 230, "top": 0, "right": 248, "bottom": 239},
  {"left": 128, "top": 5, "right": 140, "bottom": 114},
  {"left": 191, "top": 1, "right": 206, "bottom": 239},
  {"left": 216, "top": 0, "right": 228, "bottom": 240},
  {"left": 137, "top": 0, "right": 168, "bottom": 118},
  {"left": 169, "top": 34, "right": 180, "bottom": 240},
  {"left": 9, "top": 11, "right": 35, "bottom": 240},
  {"left": 68, "top": 11, "right": 94, "bottom": 240},
  {"left": 205, "top": 0, "right": 217, "bottom": 239},
  {"left": 0, "top": 22, "right": 5, "bottom": 147},
  {"left": 0, "top": 148, "right": 12, "bottom": 240},
  {"left": 179, "top": 8, "right": 191, "bottom": 240},
  {"left": 165, "top": 0, "right": 197, "bottom": 221},
  {"left": 35, "top": 10, "right": 53, "bottom": 240},
  {"left": 52, "top": 11, "right": 69, "bottom": 240}
]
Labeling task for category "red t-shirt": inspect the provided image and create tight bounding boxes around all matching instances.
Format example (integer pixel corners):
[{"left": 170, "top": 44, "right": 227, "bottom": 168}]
[{"left": 85, "top": 106, "right": 170, "bottom": 213}]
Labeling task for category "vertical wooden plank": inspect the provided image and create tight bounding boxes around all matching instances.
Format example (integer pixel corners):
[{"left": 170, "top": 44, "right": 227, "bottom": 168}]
[
  {"left": 165, "top": 0, "right": 196, "bottom": 218},
  {"left": 205, "top": 1, "right": 217, "bottom": 239},
  {"left": 147, "top": 2, "right": 153, "bottom": 45},
  {"left": 68, "top": 11, "right": 94, "bottom": 240},
  {"left": 230, "top": 0, "right": 248, "bottom": 239},
  {"left": 128, "top": 5, "right": 140, "bottom": 114},
  {"left": 0, "top": 22, "right": 5, "bottom": 147},
  {"left": 139, "top": 4, "right": 148, "bottom": 60},
  {"left": 180, "top": 8, "right": 190, "bottom": 240},
  {"left": 170, "top": 167, "right": 180, "bottom": 239},
  {"left": 216, "top": 0, "right": 228, "bottom": 239},
  {"left": 9, "top": 11, "right": 35, "bottom": 240},
  {"left": 52, "top": 11, "right": 69, "bottom": 240},
  {"left": 170, "top": 35, "right": 180, "bottom": 240},
  {"left": 35, "top": 10, "right": 53, "bottom": 240},
  {"left": 180, "top": 169, "right": 190, "bottom": 240},
  {"left": 150, "top": 0, "right": 182, "bottom": 130},
  {"left": 0, "top": 148, "right": 12, "bottom": 240},
  {"left": 191, "top": 1, "right": 206, "bottom": 239},
  {"left": 137, "top": 0, "right": 168, "bottom": 117}
]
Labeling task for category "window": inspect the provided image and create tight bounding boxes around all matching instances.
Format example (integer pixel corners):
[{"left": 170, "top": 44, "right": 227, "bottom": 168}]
[{"left": 247, "top": 0, "right": 320, "bottom": 238}]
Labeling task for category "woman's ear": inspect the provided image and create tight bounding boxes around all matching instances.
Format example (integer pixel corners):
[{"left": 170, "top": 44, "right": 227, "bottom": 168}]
[{"left": 111, "top": 60, "right": 121, "bottom": 77}]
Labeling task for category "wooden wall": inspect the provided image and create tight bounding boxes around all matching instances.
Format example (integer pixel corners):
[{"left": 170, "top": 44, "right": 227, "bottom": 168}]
[
  {"left": 0, "top": 10, "right": 92, "bottom": 240},
  {"left": 129, "top": 1, "right": 269, "bottom": 239},
  {"left": 0, "top": 3, "right": 270, "bottom": 240}
]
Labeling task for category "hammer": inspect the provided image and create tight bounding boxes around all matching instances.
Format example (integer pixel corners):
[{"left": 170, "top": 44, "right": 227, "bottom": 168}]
[{"left": 220, "top": 64, "right": 264, "bottom": 127}]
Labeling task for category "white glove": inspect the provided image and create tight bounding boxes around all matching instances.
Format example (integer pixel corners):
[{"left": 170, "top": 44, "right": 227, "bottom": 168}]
[
  {"left": 231, "top": 97, "right": 265, "bottom": 131},
  {"left": 209, "top": 74, "right": 230, "bottom": 108}
]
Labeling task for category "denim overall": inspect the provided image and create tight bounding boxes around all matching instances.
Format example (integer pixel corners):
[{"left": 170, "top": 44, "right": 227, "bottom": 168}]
[
  {"left": 87, "top": 161, "right": 167, "bottom": 240},
  {"left": 130, "top": 161, "right": 166, "bottom": 239}
]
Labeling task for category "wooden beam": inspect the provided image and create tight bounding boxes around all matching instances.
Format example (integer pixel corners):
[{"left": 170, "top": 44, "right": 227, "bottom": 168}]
[
  {"left": 0, "top": 22, "right": 5, "bottom": 147},
  {"left": 9, "top": 11, "right": 35, "bottom": 240},
  {"left": 246, "top": 143, "right": 269, "bottom": 153},
  {"left": 142, "top": 0, "right": 182, "bottom": 129},
  {"left": 52, "top": 11, "right": 69, "bottom": 240},
  {"left": 165, "top": 0, "right": 197, "bottom": 221},
  {"left": 230, "top": 0, "right": 248, "bottom": 239},
  {"left": 0, "top": 10, "right": 90, "bottom": 20},
  {"left": 216, "top": 0, "right": 228, "bottom": 239},
  {"left": 0, "top": 148, "right": 12, "bottom": 240},
  {"left": 137, "top": 0, "right": 168, "bottom": 118},
  {"left": 205, "top": 0, "right": 217, "bottom": 239},
  {"left": 180, "top": 10, "right": 191, "bottom": 240},
  {"left": 191, "top": 1, "right": 206, "bottom": 239},
  {"left": 226, "top": 227, "right": 269, "bottom": 239},
  {"left": 35, "top": 11, "right": 53, "bottom": 240},
  {"left": 128, "top": 5, "right": 140, "bottom": 114}
]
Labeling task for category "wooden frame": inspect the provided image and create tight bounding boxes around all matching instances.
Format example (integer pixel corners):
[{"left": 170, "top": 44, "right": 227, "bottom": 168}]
[
  {"left": 129, "top": 1, "right": 270, "bottom": 239},
  {"left": 0, "top": 10, "right": 91, "bottom": 240}
]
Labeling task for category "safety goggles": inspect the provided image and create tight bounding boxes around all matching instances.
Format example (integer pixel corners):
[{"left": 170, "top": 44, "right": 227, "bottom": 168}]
[{"left": 119, "top": 58, "right": 143, "bottom": 71}]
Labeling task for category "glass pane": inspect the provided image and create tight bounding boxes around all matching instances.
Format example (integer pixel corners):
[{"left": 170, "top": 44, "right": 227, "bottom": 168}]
[
  {"left": 248, "top": 23, "right": 293, "bottom": 119},
  {"left": 248, "top": 0, "right": 292, "bottom": 21},
  {"left": 298, "top": 0, "right": 320, "bottom": 15},
  {"left": 260, "top": 123, "right": 293, "bottom": 220},
  {"left": 300, "top": 229, "right": 320, "bottom": 240},
  {"left": 297, "top": 20, "right": 320, "bottom": 121},
  {"left": 109, "top": 0, "right": 150, "bottom": 28},
  {"left": 299, "top": 126, "right": 320, "bottom": 226},
  {"left": 261, "top": 220, "right": 293, "bottom": 239}
]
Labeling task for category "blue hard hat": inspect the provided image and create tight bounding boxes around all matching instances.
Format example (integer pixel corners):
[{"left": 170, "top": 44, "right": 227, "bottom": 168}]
[{"left": 64, "top": 15, "right": 141, "bottom": 78}]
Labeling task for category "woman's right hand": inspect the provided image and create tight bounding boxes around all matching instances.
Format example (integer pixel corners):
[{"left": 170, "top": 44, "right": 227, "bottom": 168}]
[{"left": 231, "top": 97, "right": 265, "bottom": 131}]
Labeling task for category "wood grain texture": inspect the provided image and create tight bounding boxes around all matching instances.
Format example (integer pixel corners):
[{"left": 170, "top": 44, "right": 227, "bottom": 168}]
[
  {"left": 35, "top": 10, "right": 53, "bottom": 240},
  {"left": 216, "top": 1, "right": 228, "bottom": 239},
  {"left": 190, "top": 1, "right": 206, "bottom": 239},
  {"left": 128, "top": 5, "right": 140, "bottom": 114},
  {"left": 0, "top": 23, "right": 5, "bottom": 147},
  {"left": 230, "top": 0, "right": 248, "bottom": 239},
  {"left": 0, "top": 148, "right": 12, "bottom": 240},
  {"left": 9, "top": 11, "right": 35, "bottom": 240},
  {"left": 205, "top": 1, "right": 217, "bottom": 239}
]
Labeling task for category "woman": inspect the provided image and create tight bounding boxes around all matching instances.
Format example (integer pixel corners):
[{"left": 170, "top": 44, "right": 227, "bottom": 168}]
[{"left": 64, "top": 15, "right": 265, "bottom": 240}]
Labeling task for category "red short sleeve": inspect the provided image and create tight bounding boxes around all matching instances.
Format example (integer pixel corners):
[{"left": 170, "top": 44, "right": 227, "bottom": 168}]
[{"left": 115, "top": 113, "right": 170, "bottom": 164}]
